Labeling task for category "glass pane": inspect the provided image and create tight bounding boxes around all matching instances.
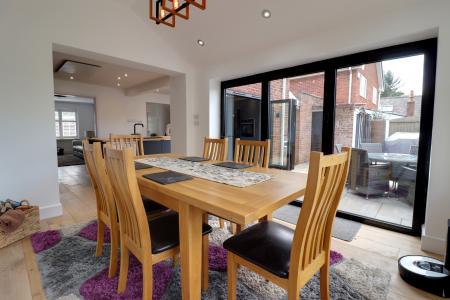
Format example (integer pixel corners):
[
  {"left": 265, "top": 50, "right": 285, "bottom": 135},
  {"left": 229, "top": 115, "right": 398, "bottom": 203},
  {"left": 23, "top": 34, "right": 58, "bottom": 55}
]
[
  {"left": 62, "top": 121, "right": 77, "bottom": 137},
  {"left": 61, "top": 111, "right": 76, "bottom": 121},
  {"left": 55, "top": 111, "right": 59, "bottom": 120},
  {"left": 334, "top": 56, "right": 423, "bottom": 228},
  {"left": 270, "top": 101, "right": 290, "bottom": 167},
  {"left": 55, "top": 121, "right": 60, "bottom": 137},
  {"left": 270, "top": 73, "right": 324, "bottom": 172},
  {"left": 224, "top": 83, "right": 262, "bottom": 160}
]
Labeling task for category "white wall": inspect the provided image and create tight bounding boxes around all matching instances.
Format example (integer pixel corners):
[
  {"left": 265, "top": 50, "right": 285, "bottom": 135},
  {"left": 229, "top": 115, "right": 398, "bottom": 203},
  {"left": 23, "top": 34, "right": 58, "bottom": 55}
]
[
  {"left": 54, "top": 79, "right": 170, "bottom": 137},
  {"left": 0, "top": 0, "right": 194, "bottom": 219},
  {"left": 201, "top": 1, "right": 450, "bottom": 254}
]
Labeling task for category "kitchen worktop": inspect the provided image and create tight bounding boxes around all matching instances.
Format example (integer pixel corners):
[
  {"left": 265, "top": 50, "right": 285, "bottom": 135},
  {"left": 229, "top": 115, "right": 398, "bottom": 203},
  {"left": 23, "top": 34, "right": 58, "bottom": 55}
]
[{"left": 90, "top": 136, "right": 171, "bottom": 142}]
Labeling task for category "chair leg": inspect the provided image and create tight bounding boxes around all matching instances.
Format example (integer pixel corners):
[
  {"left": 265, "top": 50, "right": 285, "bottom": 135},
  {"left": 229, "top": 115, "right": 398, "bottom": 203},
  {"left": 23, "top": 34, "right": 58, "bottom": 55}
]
[
  {"left": 108, "top": 225, "right": 119, "bottom": 278},
  {"left": 117, "top": 246, "right": 129, "bottom": 293},
  {"left": 142, "top": 259, "right": 153, "bottom": 300},
  {"left": 202, "top": 234, "right": 209, "bottom": 292},
  {"left": 219, "top": 218, "right": 225, "bottom": 228},
  {"left": 227, "top": 253, "right": 237, "bottom": 300},
  {"left": 320, "top": 263, "right": 330, "bottom": 300},
  {"left": 95, "top": 220, "right": 105, "bottom": 257}
]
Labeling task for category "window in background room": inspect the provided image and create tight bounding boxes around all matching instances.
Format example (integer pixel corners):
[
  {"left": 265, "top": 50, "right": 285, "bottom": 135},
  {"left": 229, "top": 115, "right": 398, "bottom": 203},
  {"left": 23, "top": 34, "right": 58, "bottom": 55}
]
[
  {"left": 55, "top": 110, "right": 78, "bottom": 138},
  {"left": 55, "top": 111, "right": 60, "bottom": 137},
  {"left": 359, "top": 74, "right": 367, "bottom": 98}
]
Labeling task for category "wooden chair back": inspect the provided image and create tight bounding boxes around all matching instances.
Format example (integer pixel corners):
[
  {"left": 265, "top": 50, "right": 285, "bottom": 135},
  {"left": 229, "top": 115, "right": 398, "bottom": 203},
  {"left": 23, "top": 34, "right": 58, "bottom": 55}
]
[
  {"left": 104, "top": 146, "right": 151, "bottom": 261},
  {"left": 82, "top": 139, "right": 98, "bottom": 190},
  {"left": 203, "top": 137, "right": 228, "bottom": 161},
  {"left": 109, "top": 134, "right": 144, "bottom": 157},
  {"left": 83, "top": 140, "right": 117, "bottom": 224},
  {"left": 233, "top": 138, "right": 271, "bottom": 168},
  {"left": 290, "top": 147, "right": 351, "bottom": 280}
]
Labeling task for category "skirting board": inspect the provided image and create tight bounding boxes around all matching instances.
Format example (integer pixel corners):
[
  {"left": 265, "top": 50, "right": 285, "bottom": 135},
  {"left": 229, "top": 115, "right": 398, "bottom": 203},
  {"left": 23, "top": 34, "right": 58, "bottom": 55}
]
[
  {"left": 39, "top": 203, "right": 63, "bottom": 220},
  {"left": 421, "top": 233, "right": 446, "bottom": 256}
]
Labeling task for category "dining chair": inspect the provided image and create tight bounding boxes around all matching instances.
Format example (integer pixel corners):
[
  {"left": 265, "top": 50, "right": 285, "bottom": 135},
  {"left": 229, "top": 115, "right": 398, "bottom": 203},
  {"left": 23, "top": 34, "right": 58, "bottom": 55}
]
[
  {"left": 103, "top": 146, "right": 213, "bottom": 299},
  {"left": 82, "top": 140, "right": 120, "bottom": 278},
  {"left": 203, "top": 137, "right": 229, "bottom": 228},
  {"left": 110, "top": 134, "right": 144, "bottom": 156},
  {"left": 234, "top": 138, "right": 271, "bottom": 168},
  {"left": 230, "top": 138, "right": 271, "bottom": 233},
  {"left": 203, "top": 137, "right": 228, "bottom": 161},
  {"left": 224, "top": 148, "right": 351, "bottom": 300}
]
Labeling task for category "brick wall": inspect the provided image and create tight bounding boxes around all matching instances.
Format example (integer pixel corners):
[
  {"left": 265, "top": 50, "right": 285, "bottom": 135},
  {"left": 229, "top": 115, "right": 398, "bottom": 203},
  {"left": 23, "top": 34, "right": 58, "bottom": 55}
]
[
  {"left": 379, "top": 95, "right": 422, "bottom": 117},
  {"left": 334, "top": 104, "right": 355, "bottom": 148}
]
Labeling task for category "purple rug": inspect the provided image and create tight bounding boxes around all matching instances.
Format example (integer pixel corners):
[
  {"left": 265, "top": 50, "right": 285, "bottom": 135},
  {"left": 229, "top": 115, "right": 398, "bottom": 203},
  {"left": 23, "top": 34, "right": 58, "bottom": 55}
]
[
  {"left": 31, "top": 230, "right": 62, "bottom": 253},
  {"left": 80, "top": 255, "right": 172, "bottom": 300},
  {"left": 79, "top": 221, "right": 111, "bottom": 243},
  {"left": 209, "top": 244, "right": 227, "bottom": 271},
  {"left": 330, "top": 250, "right": 344, "bottom": 265}
]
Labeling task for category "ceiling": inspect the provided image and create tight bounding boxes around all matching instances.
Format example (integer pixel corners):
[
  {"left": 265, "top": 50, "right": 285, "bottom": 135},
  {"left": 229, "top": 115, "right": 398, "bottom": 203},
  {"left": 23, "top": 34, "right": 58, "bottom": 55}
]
[
  {"left": 114, "top": 0, "right": 423, "bottom": 66},
  {"left": 53, "top": 51, "right": 166, "bottom": 89}
]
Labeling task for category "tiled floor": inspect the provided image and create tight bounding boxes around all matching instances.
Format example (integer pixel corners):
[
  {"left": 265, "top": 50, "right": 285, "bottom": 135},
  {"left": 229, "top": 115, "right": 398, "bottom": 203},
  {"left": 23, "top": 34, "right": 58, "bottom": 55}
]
[{"left": 293, "top": 163, "right": 413, "bottom": 227}]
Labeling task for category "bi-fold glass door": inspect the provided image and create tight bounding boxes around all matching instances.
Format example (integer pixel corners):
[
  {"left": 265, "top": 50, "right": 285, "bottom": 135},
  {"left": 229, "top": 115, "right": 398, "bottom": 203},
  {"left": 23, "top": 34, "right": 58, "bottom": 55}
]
[{"left": 221, "top": 39, "right": 437, "bottom": 235}]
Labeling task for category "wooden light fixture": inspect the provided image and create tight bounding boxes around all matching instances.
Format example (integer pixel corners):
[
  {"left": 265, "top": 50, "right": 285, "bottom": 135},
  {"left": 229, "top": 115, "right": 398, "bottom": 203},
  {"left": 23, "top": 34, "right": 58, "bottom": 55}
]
[{"left": 150, "top": 0, "right": 205, "bottom": 28}]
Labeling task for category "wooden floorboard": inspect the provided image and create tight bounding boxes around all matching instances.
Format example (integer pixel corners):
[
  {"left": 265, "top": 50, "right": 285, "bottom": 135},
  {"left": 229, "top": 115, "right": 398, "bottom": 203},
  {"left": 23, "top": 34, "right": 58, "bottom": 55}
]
[{"left": 0, "top": 164, "right": 444, "bottom": 299}]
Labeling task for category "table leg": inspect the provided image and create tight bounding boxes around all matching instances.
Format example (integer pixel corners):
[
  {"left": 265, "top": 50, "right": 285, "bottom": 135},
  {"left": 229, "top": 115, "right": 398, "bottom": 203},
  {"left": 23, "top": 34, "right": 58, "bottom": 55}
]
[
  {"left": 179, "top": 202, "right": 203, "bottom": 300},
  {"left": 259, "top": 214, "right": 272, "bottom": 222}
]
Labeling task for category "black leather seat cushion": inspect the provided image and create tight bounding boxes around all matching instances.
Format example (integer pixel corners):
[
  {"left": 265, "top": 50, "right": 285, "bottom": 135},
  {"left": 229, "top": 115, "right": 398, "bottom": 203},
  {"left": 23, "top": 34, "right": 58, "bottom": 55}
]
[
  {"left": 223, "top": 221, "right": 294, "bottom": 278},
  {"left": 149, "top": 211, "right": 212, "bottom": 254},
  {"left": 142, "top": 196, "right": 168, "bottom": 213}
]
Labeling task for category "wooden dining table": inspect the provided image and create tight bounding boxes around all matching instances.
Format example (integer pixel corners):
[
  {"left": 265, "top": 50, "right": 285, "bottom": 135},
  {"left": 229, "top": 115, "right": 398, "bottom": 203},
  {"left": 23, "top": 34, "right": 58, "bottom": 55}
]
[{"left": 135, "top": 154, "right": 308, "bottom": 299}]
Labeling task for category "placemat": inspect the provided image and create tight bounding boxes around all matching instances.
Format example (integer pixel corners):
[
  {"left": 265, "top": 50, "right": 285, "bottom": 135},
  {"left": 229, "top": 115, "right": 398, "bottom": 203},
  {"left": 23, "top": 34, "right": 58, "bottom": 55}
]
[
  {"left": 143, "top": 171, "right": 193, "bottom": 185},
  {"left": 213, "top": 162, "right": 252, "bottom": 169},
  {"left": 179, "top": 156, "right": 210, "bottom": 162},
  {"left": 135, "top": 162, "right": 153, "bottom": 170}
]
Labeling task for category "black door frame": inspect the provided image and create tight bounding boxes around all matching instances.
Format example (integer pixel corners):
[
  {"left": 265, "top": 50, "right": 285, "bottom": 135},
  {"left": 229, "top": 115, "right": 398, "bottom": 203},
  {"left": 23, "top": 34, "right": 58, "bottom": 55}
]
[
  {"left": 220, "top": 38, "right": 437, "bottom": 235},
  {"left": 269, "top": 99, "right": 297, "bottom": 170}
]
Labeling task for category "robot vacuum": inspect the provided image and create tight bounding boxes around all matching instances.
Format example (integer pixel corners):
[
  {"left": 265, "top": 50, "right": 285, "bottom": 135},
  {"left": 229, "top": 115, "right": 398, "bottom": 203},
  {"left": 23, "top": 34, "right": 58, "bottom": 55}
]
[
  {"left": 398, "top": 255, "right": 449, "bottom": 297},
  {"left": 398, "top": 220, "right": 450, "bottom": 298}
]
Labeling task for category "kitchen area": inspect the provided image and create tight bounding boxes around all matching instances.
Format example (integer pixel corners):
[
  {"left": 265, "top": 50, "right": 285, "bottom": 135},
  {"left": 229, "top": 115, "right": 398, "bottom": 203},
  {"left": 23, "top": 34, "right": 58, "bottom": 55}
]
[{"left": 88, "top": 102, "right": 171, "bottom": 155}]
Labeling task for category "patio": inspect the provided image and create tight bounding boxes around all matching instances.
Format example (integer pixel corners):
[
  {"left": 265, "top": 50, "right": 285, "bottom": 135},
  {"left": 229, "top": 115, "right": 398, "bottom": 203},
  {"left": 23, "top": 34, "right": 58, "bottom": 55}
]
[{"left": 293, "top": 163, "right": 414, "bottom": 227}]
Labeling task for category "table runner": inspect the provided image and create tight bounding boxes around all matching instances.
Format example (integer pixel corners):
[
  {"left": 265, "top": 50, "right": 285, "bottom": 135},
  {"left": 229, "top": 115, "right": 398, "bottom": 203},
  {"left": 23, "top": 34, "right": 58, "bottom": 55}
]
[{"left": 135, "top": 157, "right": 272, "bottom": 188}]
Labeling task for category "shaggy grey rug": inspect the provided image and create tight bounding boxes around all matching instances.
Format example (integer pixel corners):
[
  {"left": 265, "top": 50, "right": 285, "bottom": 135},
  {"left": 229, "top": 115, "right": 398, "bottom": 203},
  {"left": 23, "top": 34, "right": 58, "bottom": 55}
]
[
  {"left": 34, "top": 219, "right": 390, "bottom": 300},
  {"left": 36, "top": 235, "right": 110, "bottom": 299},
  {"left": 273, "top": 205, "right": 362, "bottom": 242},
  {"left": 161, "top": 265, "right": 367, "bottom": 300}
]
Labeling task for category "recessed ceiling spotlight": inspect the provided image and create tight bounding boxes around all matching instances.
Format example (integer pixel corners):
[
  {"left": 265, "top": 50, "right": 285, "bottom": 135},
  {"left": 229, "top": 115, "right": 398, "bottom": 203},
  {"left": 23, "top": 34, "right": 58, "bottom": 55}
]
[
  {"left": 117, "top": 83, "right": 121, "bottom": 87},
  {"left": 69, "top": 76, "right": 74, "bottom": 80},
  {"left": 197, "top": 39, "right": 205, "bottom": 46},
  {"left": 124, "top": 73, "right": 128, "bottom": 78},
  {"left": 261, "top": 9, "right": 271, "bottom": 19},
  {"left": 117, "top": 76, "right": 121, "bottom": 80}
]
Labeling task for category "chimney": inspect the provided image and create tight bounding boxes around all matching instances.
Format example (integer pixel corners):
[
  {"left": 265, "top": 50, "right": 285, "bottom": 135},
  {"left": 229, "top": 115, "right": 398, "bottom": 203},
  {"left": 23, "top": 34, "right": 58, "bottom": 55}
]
[{"left": 406, "top": 90, "right": 415, "bottom": 117}]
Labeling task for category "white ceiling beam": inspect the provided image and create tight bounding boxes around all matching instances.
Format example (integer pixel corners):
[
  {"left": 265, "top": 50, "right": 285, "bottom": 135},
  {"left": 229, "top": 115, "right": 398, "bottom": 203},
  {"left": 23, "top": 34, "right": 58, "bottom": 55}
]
[{"left": 124, "top": 76, "right": 170, "bottom": 96}]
